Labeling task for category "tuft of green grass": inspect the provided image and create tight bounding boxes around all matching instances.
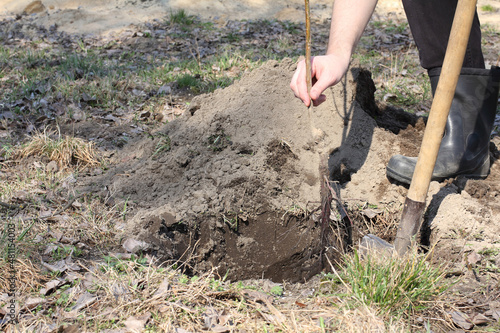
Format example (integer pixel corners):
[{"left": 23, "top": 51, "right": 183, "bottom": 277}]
[
  {"left": 226, "top": 32, "right": 241, "bottom": 43},
  {"left": 478, "top": 247, "right": 500, "bottom": 256},
  {"left": 176, "top": 74, "right": 200, "bottom": 90},
  {"left": 207, "top": 131, "right": 231, "bottom": 152},
  {"left": 0, "top": 142, "right": 15, "bottom": 160},
  {"left": 50, "top": 245, "right": 83, "bottom": 261},
  {"left": 269, "top": 285, "right": 283, "bottom": 296},
  {"left": 282, "top": 21, "right": 301, "bottom": 35},
  {"left": 222, "top": 212, "right": 238, "bottom": 231},
  {"left": 372, "top": 52, "right": 431, "bottom": 113},
  {"left": 59, "top": 52, "right": 107, "bottom": 80},
  {"left": 152, "top": 134, "right": 171, "bottom": 159},
  {"left": 339, "top": 250, "right": 449, "bottom": 314},
  {"left": 481, "top": 4, "right": 495, "bottom": 12},
  {"left": 371, "top": 20, "right": 408, "bottom": 34},
  {"left": 168, "top": 9, "right": 195, "bottom": 26},
  {"left": 101, "top": 254, "right": 149, "bottom": 274}
]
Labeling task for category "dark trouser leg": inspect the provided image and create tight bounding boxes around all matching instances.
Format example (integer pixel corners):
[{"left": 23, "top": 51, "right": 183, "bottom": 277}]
[
  {"left": 401, "top": 0, "right": 485, "bottom": 70},
  {"left": 386, "top": 1, "right": 499, "bottom": 185}
]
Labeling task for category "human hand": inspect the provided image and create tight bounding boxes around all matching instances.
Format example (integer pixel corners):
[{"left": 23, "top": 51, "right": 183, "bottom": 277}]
[{"left": 290, "top": 54, "right": 350, "bottom": 107}]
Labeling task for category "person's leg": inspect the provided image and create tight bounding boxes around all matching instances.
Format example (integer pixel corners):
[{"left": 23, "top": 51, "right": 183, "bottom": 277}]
[
  {"left": 386, "top": 0, "right": 500, "bottom": 185},
  {"left": 386, "top": 67, "right": 500, "bottom": 184},
  {"left": 401, "top": 0, "right": 484, "bottom": 70}
]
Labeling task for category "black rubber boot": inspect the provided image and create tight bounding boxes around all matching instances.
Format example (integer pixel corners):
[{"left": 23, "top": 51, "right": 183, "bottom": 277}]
[{"left": 386, "top": 66, "right": 500, "bottom": 185}]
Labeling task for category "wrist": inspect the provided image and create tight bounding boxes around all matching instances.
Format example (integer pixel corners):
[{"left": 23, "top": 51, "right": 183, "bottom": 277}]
[{"left": 323, "top": 51, "right": 351, "bottom": 73}]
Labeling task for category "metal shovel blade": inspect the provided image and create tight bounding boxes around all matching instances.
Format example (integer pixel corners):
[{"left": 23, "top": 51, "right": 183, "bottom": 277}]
[{"left": 359, "top": 234, "right": 395, "bottom": 257}]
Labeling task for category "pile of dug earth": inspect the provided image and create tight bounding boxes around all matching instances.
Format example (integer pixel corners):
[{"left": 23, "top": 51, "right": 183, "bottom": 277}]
[{"left": 82, "top": 59, "right": 500, "bottom": 282}]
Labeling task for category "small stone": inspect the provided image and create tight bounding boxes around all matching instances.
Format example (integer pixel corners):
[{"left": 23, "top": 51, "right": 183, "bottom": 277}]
[
  {"left": 46, "top": 161, "right": 59, "bottom": 172},
  {"left": 69, "top": 104, "right": 85, "bottom": 121},
  {"left": 312, "top": 127, "right": 325, "bottom": 141},
  {"left": 33, "top": 235, "right": 44, "bottom": 243},
  {"left": 122, "top": 238, "right": 150, "bottom": 253},
  {"left": 24, "top": 1, "right": 46, "bottom": 15},
  {"left": 467, "top": 251, "right": 482, "bottom": 266},
  {"left": 158, "top": 85, "right": 172, "bottom": 95}
]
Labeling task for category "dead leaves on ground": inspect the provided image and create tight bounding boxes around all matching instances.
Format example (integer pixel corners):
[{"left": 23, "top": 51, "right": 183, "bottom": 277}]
[{"left": 449, "top": 309, "right": 499, "bottom": 330}]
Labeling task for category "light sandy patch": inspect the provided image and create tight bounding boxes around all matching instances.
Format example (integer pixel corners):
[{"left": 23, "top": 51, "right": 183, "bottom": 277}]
[{"left": 1, "top": 0, "right": 498, "bottom": 36}]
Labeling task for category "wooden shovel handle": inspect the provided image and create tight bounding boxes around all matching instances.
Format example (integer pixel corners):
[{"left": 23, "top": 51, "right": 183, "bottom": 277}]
[
  {"left": 305, "top": 0, "right": 312, "bottom": 103},
  {"left": 408, "top": 0, "right": 478, "bottom": 202},
  {"left": 395, "top": 0, "right": 478, "bottom": 254}
]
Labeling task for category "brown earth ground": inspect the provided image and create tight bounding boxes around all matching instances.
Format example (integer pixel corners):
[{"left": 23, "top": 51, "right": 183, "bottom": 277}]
[
  {"left": 4, "top": 0, "right": 494, "bottom": 280},
  {"left": 1, "top": 0, "right": 500, "bottom": 35},
  {"left": 1, "top": 0, "right": 500, "bottom": 332}
]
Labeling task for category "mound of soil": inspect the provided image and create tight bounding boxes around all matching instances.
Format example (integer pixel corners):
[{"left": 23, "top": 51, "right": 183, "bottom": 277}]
[{"left": 80, "top": 59, "right": 500, "bottom": 282}]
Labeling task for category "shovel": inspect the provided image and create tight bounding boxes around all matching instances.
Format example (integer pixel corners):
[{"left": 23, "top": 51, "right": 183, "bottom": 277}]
[{"left": 362, "top": 0, "right": 479, "bottom": 256}]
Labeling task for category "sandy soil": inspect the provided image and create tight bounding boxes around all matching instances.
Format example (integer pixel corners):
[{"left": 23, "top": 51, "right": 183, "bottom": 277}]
[{"left": 1, "top": 0, "right": 499, "bottom": 36}]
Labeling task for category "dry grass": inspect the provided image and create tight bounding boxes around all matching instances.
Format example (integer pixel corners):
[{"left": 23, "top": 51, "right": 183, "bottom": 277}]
[
  {"left": 0, "top": 258, "right": 45, "bottom": 295},
  {"left": 60, "top": 196, "right": 120, "bottom": 246},
  {"left": 15, "top": 129, "right": 102, "bottom": 171},
  {"left": 2, "top": 254, "right": 414, "bottom": 332},
  {"left": 0, "top": 160, "right": 450, "bottom": 332},
  {"left": 332, "top": 306, "right": 406, "bottom": 332},
  {"left": 344, "top": 202, "right": 401, "bottom": 245}
]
